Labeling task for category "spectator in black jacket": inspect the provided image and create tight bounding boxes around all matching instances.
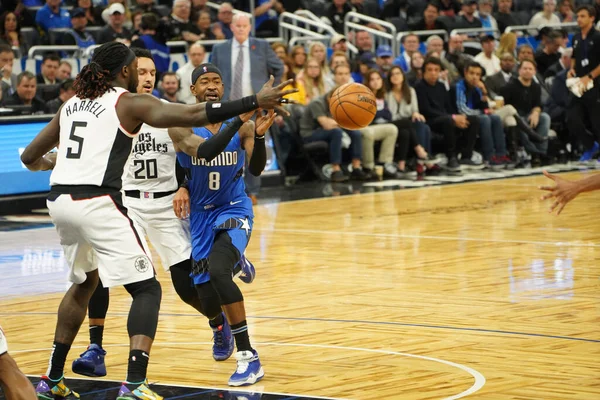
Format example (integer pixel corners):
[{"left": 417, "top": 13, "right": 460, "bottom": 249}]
[
  {"left": 535, "top": 29, "right": 562, "bottom": 76},
  {"left": 36, "top": 53, "right": 60, "bottom": 85},
  {"left": 457, "top": 0, "right": 482, "bottom": 29},
  {"left": 501, "top": 59, "right": 550, "bottom": 158},
  {"left": 544, "top": 47, "right": 571, "bottom": 80},
  {"left": 494, "top": 0, "right": 518, "bottom": 33},
  {"left": 415, "top": 57, "right": 481, "bottom": 171},
  {"left": 327, "top": 0, "right": 353, "bottom": 33},
  {"left": 44, "top": 78, "right": 75, "bottom": 114},
  {"left": 409, "top": 3, "right": 447, "bottom": 35},
  {"left": 3, "top": 71, "right": 45, "bottom": 114}
]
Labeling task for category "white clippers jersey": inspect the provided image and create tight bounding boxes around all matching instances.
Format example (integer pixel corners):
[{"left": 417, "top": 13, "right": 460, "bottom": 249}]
[
  {"left": 50, "top": 87, "right": 135, "bottom": 189},
  {"left": 122, "top": 122, "right": 178, "bottom": 193}
]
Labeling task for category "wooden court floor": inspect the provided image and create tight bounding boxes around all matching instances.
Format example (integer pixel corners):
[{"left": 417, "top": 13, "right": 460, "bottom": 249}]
[{"left": 1, "top": 171, "right": 599, "bottom": 399}]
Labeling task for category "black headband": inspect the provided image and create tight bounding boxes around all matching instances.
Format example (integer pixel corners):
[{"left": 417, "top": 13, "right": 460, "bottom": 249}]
[
  {"left": 191, "top": 63, "right": 223, "bottom": 85},
  {"left": 110, "top": 47, "right": 136, "bottom": 76}
]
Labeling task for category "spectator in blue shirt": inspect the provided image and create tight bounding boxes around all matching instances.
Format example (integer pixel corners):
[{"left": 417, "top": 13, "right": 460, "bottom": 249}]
[{"left": 36, "top": 0, "right": 71, "bottom": 32}]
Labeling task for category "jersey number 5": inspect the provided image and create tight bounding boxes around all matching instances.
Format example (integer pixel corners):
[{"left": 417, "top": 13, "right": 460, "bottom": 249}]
[
  {"left": 208, "top": 171, "right": 220, "bottom": 190},
  {"left": 66, "top": 121, "right": 87, "bottom": 159}
]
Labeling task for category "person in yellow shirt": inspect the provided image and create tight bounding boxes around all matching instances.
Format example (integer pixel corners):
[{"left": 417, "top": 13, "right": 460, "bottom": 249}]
[{"left": 281, "top": 57, "right": 307, "bottom": 105}]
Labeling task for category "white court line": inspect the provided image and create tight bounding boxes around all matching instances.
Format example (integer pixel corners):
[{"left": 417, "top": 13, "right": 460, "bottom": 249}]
[
  {"left": 14, "top": 341, "right": 485, "bottom": 400},
  {"left": 253, "top": 227, "right": 600, "bottom": 248}
]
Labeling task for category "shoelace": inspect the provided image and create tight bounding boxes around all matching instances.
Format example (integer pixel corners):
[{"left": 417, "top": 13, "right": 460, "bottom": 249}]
[
  {"left": 213, "top": 328, "right": 224, "bottom": 347},
  {"left": 235, "top": 359, "right": 250, "bottom": 374}
]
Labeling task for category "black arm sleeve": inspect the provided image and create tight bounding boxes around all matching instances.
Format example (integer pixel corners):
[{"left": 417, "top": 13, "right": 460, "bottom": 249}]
[
  {"left": 196, "top": 117, "right": 244, "bottom": 162},
  {"left": 175, "top": 158, "right": 186, "bottom": 185},
  {"left": 248, "top": 135, "right": 266, "bottom": 176},
  {"left": 205, "top": 95, "right": 258, "bottom": 123}
]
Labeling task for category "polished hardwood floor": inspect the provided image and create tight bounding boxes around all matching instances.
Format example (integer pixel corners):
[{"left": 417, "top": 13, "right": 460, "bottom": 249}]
[{"left": 1, "top": 171, "right": 599, "bottom": 399}]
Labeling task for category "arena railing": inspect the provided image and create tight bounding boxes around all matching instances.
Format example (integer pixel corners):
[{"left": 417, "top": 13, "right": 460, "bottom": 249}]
[
  {"left": 344, "top": 12, "right": 397, "bottom": 57},
  {"left": 28, "top": 45, "right": 82, "bottom": 59},
  {"left": 450, "top": 27, "right": 501, "bottom": 39},
  {"left": 279, "top": 12, "right": 339, "bottom": 43},
  {"left": 505, "top": 22, "right": 578, "bottom": 35},
  {"left": 397, "top": 29, "right": 449, "bottom": 49}
]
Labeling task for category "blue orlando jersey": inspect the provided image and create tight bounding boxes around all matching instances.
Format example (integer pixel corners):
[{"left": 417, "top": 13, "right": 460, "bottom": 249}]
[{"left": 176, "top": 119, "right": 248, "bottom": 212}]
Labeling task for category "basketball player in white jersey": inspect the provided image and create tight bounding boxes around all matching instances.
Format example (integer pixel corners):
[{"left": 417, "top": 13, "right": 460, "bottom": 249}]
[
  {"left": 0, "top": 326, "right": 37, "bottom": 400},
  {"left": 70, "top": 48, "right": 256, "bottom": 379},
  {"left": 20, "top": 41, "right": 296, "bottom": 400}
]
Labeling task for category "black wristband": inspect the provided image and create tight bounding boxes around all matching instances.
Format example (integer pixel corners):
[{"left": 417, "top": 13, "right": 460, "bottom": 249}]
[
  {"left": 248, "top": 133, "right": 267, "bottom": 176},
  {"left": 196, "top": 117, "right": 244, "bottom": 162},
  {"left": 179, "top": 178, "right": 189, "bottom": 190},
  {"left": 205, "top": 95, "right": 258, "bottom": 124}
]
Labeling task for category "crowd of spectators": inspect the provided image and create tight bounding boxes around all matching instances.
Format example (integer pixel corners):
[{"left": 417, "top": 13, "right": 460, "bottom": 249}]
[{"left": 1, "top": 0, "right": 600, "bottom": 186}]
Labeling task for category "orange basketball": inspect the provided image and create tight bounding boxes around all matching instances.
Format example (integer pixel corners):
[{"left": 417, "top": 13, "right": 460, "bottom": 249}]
[{"left": 329, "top": 83, "right": 376, "bottom": 130}]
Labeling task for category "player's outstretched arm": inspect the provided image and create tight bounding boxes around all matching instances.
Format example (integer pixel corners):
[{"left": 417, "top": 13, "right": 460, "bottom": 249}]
[
  {"left": 20, "top": 109, "right": 61, "bottom": 171},
  {"left": 539, "top": 170, "right": 600, "bottom": 215},
  {"left": 247, "top": 110, "right": 276, "bottom": 176},
  {"left": 120, "top": 76, "right": 297, "bottom": 131}
]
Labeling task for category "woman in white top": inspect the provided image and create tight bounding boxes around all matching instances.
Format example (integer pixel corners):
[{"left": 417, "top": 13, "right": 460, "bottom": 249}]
[{"left": 386, "top": 65, "right": 439, "bottom": 174}]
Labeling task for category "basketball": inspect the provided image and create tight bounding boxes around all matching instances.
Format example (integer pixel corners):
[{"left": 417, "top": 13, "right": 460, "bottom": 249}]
[{"left": 329, "top": 83, "right": 377, "bottom": 130}]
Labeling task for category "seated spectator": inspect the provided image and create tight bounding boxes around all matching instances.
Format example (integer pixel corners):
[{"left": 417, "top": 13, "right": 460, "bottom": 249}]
[
  {"left": 456, "top": 61, "right": 511, "bottom": 168},
  {"left": 98, "top": 3, "right": 132, "bottom": 44},
  {"left": 159, "top": 72, "right": 184, "bottom": 103},
  {"left": 271, "top": 42, "right": 287, "bottom": 60},
  {"left": 188, "top": 10, "right": 220, "bottom": 42},
  {"left": 191, "top": 0, "right": 216, "bottom": 23},
  {"left": 517, "top": 44, "right": 551, "bottom": 103},
  {"left": 394, "top": 34, "right": 420, "bottom": 73},
  {"left": 330, "top": 34, "right": 348, "bottom": 55},
  {"left": 327, "top": 0, "right": 353, "bottom": 33},
  {"left": 446, "top": 34, "right": 471, "bottom": 73},
  {"left": 216, "top": 2, "right": 234, "bottom": 39},
  {"left": 76, "top": 0, "right": 103, "bottom": 27},
  {"left": 416, "top": 57, "right": 481, "bottom": 171},
  {"left": 63, "top": 8, "right": 96, "bottom": 48},
  {"left": 485, "top": 52, "right": 515, "bottom": 96},
  {"left": 332, "top": 63, "right": 352, "bottom": 87},
  {"left": 354, "top": 30, "right": 373, "bottom": 56},
  {"left": 439, "top": 0, "right": 462, "bottom": 17},
  {"left": 37, "top": 53, "right": 60, "bottom": 85},
  {"left": 535, "top": 30, "right": 562, "bottom": 76},
  {"left": 3, "top": 71, "right": 45, "bottom": 114},
  {"left": 57, "top": 61, "right": 72, "bottom": 80},
  {"left": 457, "top": 0, "right": 482, "bottom": 29},
  {"left": 544, "top": 68, "right": 569, "bottom": 129},
  {"left": 405, "top": 52, "right": 424, "bottom": 86},
  {"left": 557, "top": 0, "right": 575, "bottom": 22},
  {"left": 132, "top": 0, "right": 163, "bottom": 18},
  {"left": 544, "top": 47, "right": 571, "bottom": 80},
  {"left": 101, "top": 0, "right": 133, "bottom": 28},
  {"left": 0, "top": 11, "right": 29, "bottom": 55},
  {"left": 361, "top": 69, "right": 402, "bottom": 178},
  {"left": 409, "top": 3, "right": 447, "bottom": 34},
  {"left": 131, "top": 13, "right": 170, "bottom": 74},
  {"left": 496, "top": 32, "right": 517, "bottom": 58},
  {"left": 501, "top": 59, "right": 550, "bottom": 160},
  {"left": 529, "top": 0, "right": 560, "bottom": 28},
  {"left": 309, "top": 41, "right": 330, "bottom": 78},
  {"left": 474, "top": 35, "right": 501, "bottom": 77},
  {"left": 281, "top": 57, "right": 306, "bottom": 105},
  {"left": 516, "top": 44, "right": 535, "bottom": 65},
  {"left": 476, "top": 0, "right": 498, "bottom": 34},
  {"left": 289, "top": 44, "right": 306, "bottom": 74},
  {"left": 351, "top": 52, "right": 377, "bottom": 84},
  {"left": 494, "top": 0, "right": 518, "bottom": 33},
  {"left": 44, "top": 78, "right": 75, "bottom": 114},
  {"left": 325, "top": 51, "right": 352, "bottom": 88},
  {"left": 35, "top": 0, "right": 71, "bottom": 33},
  {"left": 386, "top": 66, "right": 437, "bottom": 174},
  {"left": 254, "top": 0, "right": 283, "bottom": 38},
  {"left": 375, "top": 45, "right": 394, "bottom": 78},
  {"left": 176, "top": 42, "right": 205, "bottom": 104},
  {"left": 0, "top": 44, "right": 17, "bottom": 93},
  {"left": 169, "top": 0, "right": 194, "bottom": 42},
  {"left": 297, "top": 57, "right": 326, "bottom": 104},
  {"left": 299, "top": 88, "right": 370, "bottom": 181},
  {"left": 425, "top": 35, "right": 445, "bottom": 57}
]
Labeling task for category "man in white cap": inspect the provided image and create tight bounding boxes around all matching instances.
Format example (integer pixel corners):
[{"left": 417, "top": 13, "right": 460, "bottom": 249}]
[
  {"left": 330, "top": 34, "right": 348, "bottom": 54},
  {"left": 98, "top": 3, "right": 132, "bottom": 44}
]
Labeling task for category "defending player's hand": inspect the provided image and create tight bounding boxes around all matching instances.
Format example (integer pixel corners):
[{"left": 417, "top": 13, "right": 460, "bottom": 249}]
[
  {"left": 255, "top": 75, "right": 298, "bottom": 116},
  {"left": 173, "top": 187, "right": 190, "bottom": 219},
  {"left": 539, "top": 170, "right": 580, "bottom": 215},
  {"left": 256, "top": 110, "right": 276, "bottom": 137}
]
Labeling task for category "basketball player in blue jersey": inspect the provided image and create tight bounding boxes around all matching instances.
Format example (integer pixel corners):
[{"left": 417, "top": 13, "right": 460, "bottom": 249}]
[{"left": 171, "top": 64, "right": 275, "bottom": 387}]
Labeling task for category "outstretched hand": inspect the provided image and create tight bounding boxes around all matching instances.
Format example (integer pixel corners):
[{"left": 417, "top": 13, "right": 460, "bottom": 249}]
[
  {"left": 255, "top": 75, "right": 298, "bottom": 116},
  {"left": 538, "top": 170, "right": 581, "bottom": 215},
  {"left": 256, "top": 110, "right": 276, "bottom": 137}
]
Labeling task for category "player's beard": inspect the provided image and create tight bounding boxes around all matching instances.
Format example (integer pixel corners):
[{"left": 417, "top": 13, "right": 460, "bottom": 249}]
[{"left": 128, "top": 75, "right": 139, "bottom": 93}]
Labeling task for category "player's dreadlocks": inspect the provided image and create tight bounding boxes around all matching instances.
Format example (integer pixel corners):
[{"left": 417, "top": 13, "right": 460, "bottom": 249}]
[{"left": 73, "top": 42, "right": 133, "bottom": 100}]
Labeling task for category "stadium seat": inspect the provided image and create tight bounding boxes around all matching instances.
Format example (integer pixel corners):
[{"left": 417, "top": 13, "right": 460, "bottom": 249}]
[{"left": 169, "top": 53, "right": 188, "bottom": 73}]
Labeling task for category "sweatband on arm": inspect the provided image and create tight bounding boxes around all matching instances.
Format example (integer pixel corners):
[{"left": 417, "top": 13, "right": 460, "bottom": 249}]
[
  {"left": 196, "top": 117, "right": 244, "bottom": 162},
  {"left": 248, "top": 135, "right": 266, "bottom": 176},
  {"left": 205, "top": 95, "right": 259, "bottom": 124}
]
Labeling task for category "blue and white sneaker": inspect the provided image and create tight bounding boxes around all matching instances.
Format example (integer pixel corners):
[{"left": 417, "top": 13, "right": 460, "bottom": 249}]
[
  {"left": 228, "top": 350, "right": 264, "bottom": 387},
  {"left": 212, "top": 313, "right": 234, "bottom": 361},
  {"left": 238, "top": 255, "right": 255, "bottom": 284},
  {"left": 71, "top": 344, "right": 107, "bottom": 377},
  {"left": 579, "top": 142, "right": 599, "bottom": 165}
]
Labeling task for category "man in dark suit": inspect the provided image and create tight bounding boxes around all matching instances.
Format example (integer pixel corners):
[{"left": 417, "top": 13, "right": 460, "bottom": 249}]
[
  {"left": 3, "top": 71, "right": 45, "bottom": 114},
  {"left": 210, "top": 13, "right": 283, "bottom": 203},
  {"left": 544, "top": 47, "right": 571, "bottom": 80},
  {"left": 485, "top": 52, "right": 515, "bottom": 97},
  {"left": 36, "top": 53, "right": 61, "bottom": 85}
]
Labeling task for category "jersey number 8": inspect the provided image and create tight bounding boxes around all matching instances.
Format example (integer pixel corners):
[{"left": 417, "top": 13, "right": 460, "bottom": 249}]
[{"left": 208, "top": 171, "right": 220, "bottom": 191}]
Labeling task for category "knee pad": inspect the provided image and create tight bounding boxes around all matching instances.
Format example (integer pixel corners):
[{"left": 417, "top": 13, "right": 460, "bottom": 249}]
[
  {"left": 208, "top": 233, "right": 244, "bottom": 305},
  {"left": 194, "top": 283, "right": 222, "bottom": 319},
  {"left": 125, "top": 277, "right": 162, "bottom": 300},
  {"left": 125, "top": 278, "right": 162, "bottom": 339}
]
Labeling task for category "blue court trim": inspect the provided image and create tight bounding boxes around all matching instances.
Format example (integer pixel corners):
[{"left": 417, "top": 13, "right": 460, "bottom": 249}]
[{"left": 3, "top": 312, "right": 599, "bottom": 343}]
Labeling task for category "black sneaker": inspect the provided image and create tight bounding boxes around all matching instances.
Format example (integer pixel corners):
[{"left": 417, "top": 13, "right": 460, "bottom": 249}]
[
  {"left": 446, "top": 157, "right": 461, "bottom": 172},
  {"left": 350, "top": 167, "right": 371, "bottom": 181},
  {"left": 330, "top": 170, "right": 349, "bottom": 182},
  {"left": 459, "top": 158, "right": 485, "bottom": 170}
]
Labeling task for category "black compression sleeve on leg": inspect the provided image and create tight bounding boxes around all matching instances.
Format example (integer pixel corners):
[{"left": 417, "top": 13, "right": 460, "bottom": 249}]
[
  {"left": 170, "top": 259, "right": 206, "bottom": 316},
  {"left": 208, "top": 232, "right": 244, "bottom": 305},
  {"left": 194, "top": 282, "right": 222, "bottom": 319},
  {"left": 124, "top": 278, "right": 162, "bottom": 339},
  {"left": 196, "top": 117, "right": 244, "bottom": 162},
  {"left": 205, "top": 95, "right": 258, "bottom": 123},
  {"left": 88, "top": 280, "right": 109, "bottom": 319},
  {"left": 248, "top": 134, "right": 266, "bottom": 176}
]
